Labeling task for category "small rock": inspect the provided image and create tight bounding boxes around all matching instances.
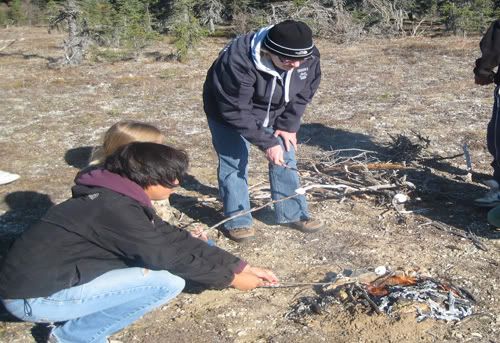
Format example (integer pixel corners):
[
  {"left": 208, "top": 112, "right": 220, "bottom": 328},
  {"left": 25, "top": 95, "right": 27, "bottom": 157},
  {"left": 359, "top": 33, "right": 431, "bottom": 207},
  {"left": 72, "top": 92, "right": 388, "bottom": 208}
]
[
  {"left": 393, "top": 193, "right": 408, "bottom": 203},
  {"left": 375, "top": 266, "right": 387, "bottom": 275}
]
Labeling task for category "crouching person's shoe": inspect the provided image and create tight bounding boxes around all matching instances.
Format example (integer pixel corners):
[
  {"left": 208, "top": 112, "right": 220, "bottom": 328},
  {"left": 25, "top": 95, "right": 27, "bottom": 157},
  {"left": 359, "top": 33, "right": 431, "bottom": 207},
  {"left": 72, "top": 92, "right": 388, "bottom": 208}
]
[
  {"left": 225, "top": 227, "right": 255, "bottom": 242},
  {"left": 474, "top": 179, "right": 500, "bottom": 207},
  {"left": 474, "top": 189, "right": 500, "bottom": 207},
  {"left": 487, "top": 205, "right": 500, "bottom": 228},
  {"left": 285, "top": 218, "right": 324, "bottom": 233}
]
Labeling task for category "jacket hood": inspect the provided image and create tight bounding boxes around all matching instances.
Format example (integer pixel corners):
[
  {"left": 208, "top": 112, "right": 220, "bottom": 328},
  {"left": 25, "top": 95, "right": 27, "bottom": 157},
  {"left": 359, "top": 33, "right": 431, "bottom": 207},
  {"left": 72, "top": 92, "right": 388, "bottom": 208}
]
[
  {"left": 251, "top": 26, "right": 293, "bottom": 127},
  {"left": 75, "top": 168, "right": 152, "bottom": 207},
  {"left": 251, "top": 25, "right": 282, "bottom": 78}
]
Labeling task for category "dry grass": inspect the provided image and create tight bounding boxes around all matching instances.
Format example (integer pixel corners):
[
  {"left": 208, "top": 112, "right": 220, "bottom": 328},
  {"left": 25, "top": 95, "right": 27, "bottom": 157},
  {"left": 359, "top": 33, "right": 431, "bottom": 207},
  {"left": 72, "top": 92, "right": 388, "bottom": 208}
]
[{"left": 0, "top": 27, "right": 499, "bottom": 343}]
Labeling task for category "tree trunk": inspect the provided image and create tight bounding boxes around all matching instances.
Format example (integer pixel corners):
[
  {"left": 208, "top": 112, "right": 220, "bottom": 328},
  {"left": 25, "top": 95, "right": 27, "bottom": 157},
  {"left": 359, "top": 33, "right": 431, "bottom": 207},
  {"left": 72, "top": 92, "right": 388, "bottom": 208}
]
[{"left": 63, "top": 0, "right": 89, "bottom": 65}]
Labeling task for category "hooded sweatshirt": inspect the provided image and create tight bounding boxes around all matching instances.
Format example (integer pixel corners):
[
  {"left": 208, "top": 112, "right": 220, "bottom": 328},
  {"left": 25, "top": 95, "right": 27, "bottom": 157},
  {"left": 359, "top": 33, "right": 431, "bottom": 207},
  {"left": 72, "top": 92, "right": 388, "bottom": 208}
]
[
  {"left": 0, "top": 169, "right": 245, "bottom": 299},
  {"left": 475, "top": 19, "right": 500, "bottom": 85},
  {"left": 203, "top": 25, "right": 321, "bottom": 150}
]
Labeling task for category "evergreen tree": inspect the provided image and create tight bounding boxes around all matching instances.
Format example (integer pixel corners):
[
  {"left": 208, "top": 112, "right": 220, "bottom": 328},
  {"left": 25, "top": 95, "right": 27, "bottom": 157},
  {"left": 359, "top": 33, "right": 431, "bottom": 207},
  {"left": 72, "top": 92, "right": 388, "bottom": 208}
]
[
  {"left": 8, "top": 0, "right": 26, "bottom": 25},
  {"left": 115, "top": 0, "right": 159, "bottom": 51},
  {"left": 80, "top": 0, "right": 117, "bottom": 46},
  {"left": 170, "top": 0, "right": 206, "bottom": 61},
  {"left": 440, "top": 0, "right": 494, "bottom": 34}
]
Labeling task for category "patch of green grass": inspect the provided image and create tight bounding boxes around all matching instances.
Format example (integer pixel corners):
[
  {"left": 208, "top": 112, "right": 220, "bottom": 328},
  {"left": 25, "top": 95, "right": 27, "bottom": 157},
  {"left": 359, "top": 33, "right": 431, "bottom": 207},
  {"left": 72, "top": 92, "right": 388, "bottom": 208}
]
[
  {"left": 106, "top": 109, "right": 122, "bottom": 117},
  {"left": 90, "top": 48, "right": 134, "bottom": 63},
  {"left": 378, "top": 92, "right": 391, "bottom": 100},
  {"left": 158, "top": 68, "right": 181, "bottom": 80}
]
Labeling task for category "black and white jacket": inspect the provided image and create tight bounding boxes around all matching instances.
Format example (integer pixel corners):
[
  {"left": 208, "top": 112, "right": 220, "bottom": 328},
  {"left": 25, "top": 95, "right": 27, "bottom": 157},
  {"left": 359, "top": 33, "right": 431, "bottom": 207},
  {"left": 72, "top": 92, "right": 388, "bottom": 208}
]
[{"left": 203, "top": 25, "right": 322, "bottom": 150}]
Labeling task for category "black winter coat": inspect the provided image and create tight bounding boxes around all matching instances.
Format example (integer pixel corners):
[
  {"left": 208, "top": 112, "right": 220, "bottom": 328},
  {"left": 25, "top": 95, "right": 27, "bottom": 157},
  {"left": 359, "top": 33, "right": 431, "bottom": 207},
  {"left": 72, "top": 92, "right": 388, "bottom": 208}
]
[
  {"left": 475, "top": 19, "right": 500, "bottom": 84},
  {"left": 0, "top": 175, "right": 243, "bottom": 299},
  {"left": 203, "top": 26, "right": 321, "bottom": 150}
]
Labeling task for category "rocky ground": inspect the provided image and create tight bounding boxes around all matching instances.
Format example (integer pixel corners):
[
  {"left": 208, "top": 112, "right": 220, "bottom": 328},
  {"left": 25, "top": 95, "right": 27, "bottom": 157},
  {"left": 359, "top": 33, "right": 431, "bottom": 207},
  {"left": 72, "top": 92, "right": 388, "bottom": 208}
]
[{"left": 0, "top": 27, "right": 499, "bottom": 343}]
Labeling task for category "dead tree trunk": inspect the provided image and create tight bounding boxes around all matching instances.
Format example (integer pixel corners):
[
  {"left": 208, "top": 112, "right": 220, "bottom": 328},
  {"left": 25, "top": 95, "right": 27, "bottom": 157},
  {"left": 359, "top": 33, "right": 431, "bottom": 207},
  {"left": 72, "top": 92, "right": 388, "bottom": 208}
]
[{"left": 49, "top": 0, "right": 90, "bottom": 66}]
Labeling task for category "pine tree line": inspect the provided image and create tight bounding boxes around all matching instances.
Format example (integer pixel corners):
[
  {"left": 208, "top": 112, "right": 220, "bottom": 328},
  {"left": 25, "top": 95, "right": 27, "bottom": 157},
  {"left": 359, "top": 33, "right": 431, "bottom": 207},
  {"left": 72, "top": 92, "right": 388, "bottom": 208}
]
[{"left": 1, "top": 0, "right": 499, "bottom": 63}]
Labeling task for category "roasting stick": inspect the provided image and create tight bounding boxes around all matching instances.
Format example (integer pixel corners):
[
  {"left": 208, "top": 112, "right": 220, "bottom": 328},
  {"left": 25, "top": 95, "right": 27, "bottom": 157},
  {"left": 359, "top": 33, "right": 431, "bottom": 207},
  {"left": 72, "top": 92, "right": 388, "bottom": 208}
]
[
  {"left": 203, "top": 182, "right": 395, "bottom": 234},
  {"left": 259, "top": 281, "right": 338, "bottom": 288}
]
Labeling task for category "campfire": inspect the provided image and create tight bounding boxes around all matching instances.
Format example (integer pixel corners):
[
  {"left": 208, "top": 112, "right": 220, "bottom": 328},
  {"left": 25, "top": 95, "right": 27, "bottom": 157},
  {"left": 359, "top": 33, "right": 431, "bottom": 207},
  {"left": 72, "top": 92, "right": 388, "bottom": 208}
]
[{"left": 285, "top": 268, "right": 475, "bottom": 322}]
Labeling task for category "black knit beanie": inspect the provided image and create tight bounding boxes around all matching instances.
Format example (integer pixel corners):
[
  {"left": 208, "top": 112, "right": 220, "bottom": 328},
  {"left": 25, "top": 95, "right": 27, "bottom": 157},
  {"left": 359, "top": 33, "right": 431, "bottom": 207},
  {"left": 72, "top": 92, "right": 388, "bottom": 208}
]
[{"left": 263, "top": 20, "right": 314, "bottom": 59}]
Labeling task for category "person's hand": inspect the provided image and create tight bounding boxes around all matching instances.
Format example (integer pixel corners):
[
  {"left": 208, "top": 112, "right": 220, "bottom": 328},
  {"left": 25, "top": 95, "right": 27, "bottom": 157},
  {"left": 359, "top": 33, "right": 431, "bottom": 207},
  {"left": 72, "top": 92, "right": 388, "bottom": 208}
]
[
  {"left": 475, "top": 74, "right": 494, "bottom": 85},
  {"left": 233, "top": 265, "right": 279, "bottom": 290},
  {"left": 230, "top": 272, "right": 265, "bottom": 291},
  {"left": 189, "top": 226, "right": 208, "bottom": 242},
  {"left": 274, "top": 130, "right": 297, "bottom": 152},
  {"left": 245, "top": 266, "right": 279, "bottom": 285},
  {"left": 265, "top": 145, "right": 284, "bottom": 166}
]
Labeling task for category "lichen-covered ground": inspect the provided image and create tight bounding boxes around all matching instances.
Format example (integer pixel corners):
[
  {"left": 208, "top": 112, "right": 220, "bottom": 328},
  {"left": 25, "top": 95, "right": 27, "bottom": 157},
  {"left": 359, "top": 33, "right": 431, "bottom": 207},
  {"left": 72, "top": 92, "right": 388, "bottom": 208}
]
[{"left": 0, "top": 27, "right": 498, "bottom": 342}]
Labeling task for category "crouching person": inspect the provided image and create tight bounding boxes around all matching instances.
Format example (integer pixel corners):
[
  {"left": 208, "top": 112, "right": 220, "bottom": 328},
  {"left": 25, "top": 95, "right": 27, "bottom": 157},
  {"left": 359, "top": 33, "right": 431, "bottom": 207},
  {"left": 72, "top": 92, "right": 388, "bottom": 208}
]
[{"left": 0, "top": 142, "right": 278, "bottom": 343}]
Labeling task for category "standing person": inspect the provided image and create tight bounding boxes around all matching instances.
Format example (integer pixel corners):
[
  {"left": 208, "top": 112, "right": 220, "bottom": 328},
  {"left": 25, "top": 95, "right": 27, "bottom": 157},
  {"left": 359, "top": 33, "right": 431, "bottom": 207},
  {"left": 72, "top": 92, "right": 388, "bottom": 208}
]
[
  {"left": 473, "top": 19, "right": 500, "bottom": 206},
  {"left": 0, "top": 142, "right": 278, "bottom": 343},
  {"left": 203, "top": 20, "right": 323, "bottom": 242}
]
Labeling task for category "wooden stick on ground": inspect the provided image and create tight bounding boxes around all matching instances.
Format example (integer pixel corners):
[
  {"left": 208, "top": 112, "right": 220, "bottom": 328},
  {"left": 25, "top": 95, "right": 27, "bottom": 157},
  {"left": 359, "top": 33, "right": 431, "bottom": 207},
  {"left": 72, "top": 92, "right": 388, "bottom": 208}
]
[
  {"left": 205, "top": 193, "right": 301, "bottom": 232},
  {"left": 320, "top": 162, "right": 409, "bottom": 173},
  {"left": 0, "top": 39, "right": 17, "bottom": 52}
]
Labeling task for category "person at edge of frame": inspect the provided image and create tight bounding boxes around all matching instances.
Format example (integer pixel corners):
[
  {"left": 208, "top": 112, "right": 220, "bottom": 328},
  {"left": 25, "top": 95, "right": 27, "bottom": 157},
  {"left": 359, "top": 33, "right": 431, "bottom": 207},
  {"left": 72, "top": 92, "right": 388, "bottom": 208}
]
[{"left": 473, "top": 19, "right": 500, "bottom": 208}]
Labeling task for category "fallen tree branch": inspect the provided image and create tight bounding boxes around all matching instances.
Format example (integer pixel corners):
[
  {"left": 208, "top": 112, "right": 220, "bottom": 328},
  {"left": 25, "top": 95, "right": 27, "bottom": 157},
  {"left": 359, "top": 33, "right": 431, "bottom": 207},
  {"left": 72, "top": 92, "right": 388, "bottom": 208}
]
[
  {"left": 420, "top": 221, "right": 488, "bottom": 252},
  {"left": 299, "top": 183, "right": 397, "bottom": 195},
  {"left": 355, "top": 283, "right": 382, "bottom": 314},
  {"left": 0, "top": 39, "right": 20, "bottom": 52},
  {"left": 320, "top": 162, "right": 409, "bottom": 173},
  {"left": 421, "top": 153, "right": 464, "bottom": 162}
]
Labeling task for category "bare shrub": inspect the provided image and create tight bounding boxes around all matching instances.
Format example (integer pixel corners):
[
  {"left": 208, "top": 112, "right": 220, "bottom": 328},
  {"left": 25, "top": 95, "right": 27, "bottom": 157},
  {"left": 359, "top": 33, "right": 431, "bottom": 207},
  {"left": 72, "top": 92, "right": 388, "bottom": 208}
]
[
  {"left": 249, "top": 0, "right": 364, "bottom": 42},
  {"left": 364, "top": 0, "right": 408, "bottom": 35},
  {"left": 230, "top": 7, "right": 268, "bottom": 35}
]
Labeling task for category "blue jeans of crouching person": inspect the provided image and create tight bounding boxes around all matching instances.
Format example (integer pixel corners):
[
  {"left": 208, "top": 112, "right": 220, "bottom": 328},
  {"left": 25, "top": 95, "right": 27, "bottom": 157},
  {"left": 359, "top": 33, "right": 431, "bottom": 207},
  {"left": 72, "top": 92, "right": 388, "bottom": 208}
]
[
  {"left": 207, "top": 117, "right": 309, "bottom": 230},
  {"left": 1, "top": 267, "right": 185, "bottom": 343}
]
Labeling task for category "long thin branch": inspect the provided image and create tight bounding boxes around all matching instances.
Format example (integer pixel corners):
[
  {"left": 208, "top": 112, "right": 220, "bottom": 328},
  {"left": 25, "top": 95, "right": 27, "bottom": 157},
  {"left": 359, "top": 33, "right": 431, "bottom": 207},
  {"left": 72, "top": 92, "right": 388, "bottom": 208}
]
[
  {"left": 205, "top": 181, "right": 398, "bottom": 233},
  {"left": 0, "top": 39, "right": 18, "bottom": 52},
  {"left": 259, "top": 281, "right": 337, "bottom": 288},
  {"left": 205, "top": 193, "right": 301, "bottom": 232}
]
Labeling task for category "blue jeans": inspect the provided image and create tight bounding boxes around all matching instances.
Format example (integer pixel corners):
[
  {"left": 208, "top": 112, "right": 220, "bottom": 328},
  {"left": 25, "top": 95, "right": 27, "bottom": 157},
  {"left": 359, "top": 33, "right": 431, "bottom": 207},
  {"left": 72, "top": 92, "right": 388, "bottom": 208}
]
[
  {"left": 207, "top": 118, "right": 309, "bottom": 230},
  {"left": 2, "top": 268, "right": 185, "bottom": 343}
]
